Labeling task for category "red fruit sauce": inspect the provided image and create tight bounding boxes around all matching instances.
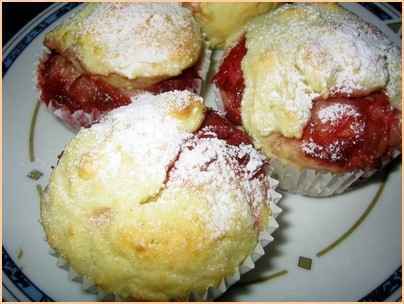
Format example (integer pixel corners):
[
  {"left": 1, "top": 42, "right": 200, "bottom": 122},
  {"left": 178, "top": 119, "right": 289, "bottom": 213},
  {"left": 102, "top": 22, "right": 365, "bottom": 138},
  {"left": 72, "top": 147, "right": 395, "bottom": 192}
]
[
  {"left": 37, "top": 53, "right": 131, "bottom": 114},
  {"left": 196, "top": 110, "right": 266, "bottom": 179},
  {"left": 302, "top": 93, "right": 401, "bottom": 170},
  {"left": 147, "top": 64, "right": 200, "bottom": 94},
  {"left": 198, "top": 109, "right": 252, "bottom": 146},
  {"left": 164, "top": 110, "right": 266, "bottom": 185},
  {"left": 213, "top": 37, "right": 401, "bottom": 170},
  {"left": 38, "top": 52, "right": 201, "bottom": 119},
  {"left": 213, "top": 36, "right": 247, "bottom": 125}
]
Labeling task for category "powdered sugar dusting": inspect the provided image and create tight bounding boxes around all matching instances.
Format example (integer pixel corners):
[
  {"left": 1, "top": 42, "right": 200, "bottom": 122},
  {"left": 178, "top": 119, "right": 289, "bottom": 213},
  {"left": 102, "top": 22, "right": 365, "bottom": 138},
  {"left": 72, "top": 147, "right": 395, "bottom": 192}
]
[
  {"left": 301, "top": 119, "right": 365, "bottom": 162},
  {"left": 168, "top": 136, "right": 270, "bottom": 239},
  {"left": 301, "top": 139, "right": 344, "bottom": 162},
  {"left": 158, "top": 90, "right": 203, "bottom": 112},
  {"left": 79, "top": 91, "right": 273, "bottom": 239},
  {"left": 82, "top": 91, "right": 199, "bottom": 188},
  {"left": 242, "top": 3, "right": 401, "bottom": 139},
  {"left": 318, "top": 103, "right": 359, "bottom": 124},
  {"left": 56, "top": 3, "right": 201, "bottom": 79}
]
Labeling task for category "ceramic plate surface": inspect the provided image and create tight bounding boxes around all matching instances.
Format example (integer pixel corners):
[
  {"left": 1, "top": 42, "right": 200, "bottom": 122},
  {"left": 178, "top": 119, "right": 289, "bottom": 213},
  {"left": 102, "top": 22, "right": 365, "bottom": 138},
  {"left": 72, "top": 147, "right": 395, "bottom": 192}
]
[{"left": 3, "top": 3, "right": 402, "bottom": 301}]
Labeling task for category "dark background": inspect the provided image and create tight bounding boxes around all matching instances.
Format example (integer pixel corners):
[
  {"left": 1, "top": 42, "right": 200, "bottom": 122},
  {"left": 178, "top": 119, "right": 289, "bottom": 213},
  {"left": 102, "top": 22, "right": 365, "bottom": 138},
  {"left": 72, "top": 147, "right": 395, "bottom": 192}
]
[
  {"left": 3, "top": 3, "right": 53, "bottom": 46},
  {"left": 2, "top": 2, "right": 402, "bottom": 46}
]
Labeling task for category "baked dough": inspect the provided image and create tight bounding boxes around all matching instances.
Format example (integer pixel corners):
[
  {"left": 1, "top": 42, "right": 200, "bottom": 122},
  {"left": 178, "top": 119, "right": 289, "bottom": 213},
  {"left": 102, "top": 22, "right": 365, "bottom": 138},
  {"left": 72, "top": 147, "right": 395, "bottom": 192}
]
[
  {"left": 188, "top": 3, "right": 279, "bottom": 48},
  {"left": 45, "top": 3, "right": 202, "bottom": 82},
  {"left": 40, "top": 91, "right": 275, "bottom": 300},
  {"left": 241, "top": 3, "right": 401, "bottom": 141}
]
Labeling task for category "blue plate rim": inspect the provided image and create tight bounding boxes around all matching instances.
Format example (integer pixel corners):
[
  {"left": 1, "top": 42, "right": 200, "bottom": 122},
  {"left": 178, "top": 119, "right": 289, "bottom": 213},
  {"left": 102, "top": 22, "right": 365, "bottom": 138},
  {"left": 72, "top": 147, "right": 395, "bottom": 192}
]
[{"left": 2, "top": 2, "right": 401, "bottom": 302}]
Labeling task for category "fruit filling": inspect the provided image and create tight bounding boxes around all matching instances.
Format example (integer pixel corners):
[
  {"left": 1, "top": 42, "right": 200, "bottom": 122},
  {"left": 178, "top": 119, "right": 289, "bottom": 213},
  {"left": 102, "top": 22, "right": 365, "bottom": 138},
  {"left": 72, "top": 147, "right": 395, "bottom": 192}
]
[
  {"left": 301, "top": 92, "right": 401, "bottom": 169},
  {"left": 213, "top": 37, "right": 401, "bottom": 170},
  {"left": 165, "top": 110, "right": 267, "bottom": 182},
  {"left": 38, "top": 52, "right": 201, "bottom": 118},
  {"left": 213, "top": 36, "right": 247, "bottom": 125}
]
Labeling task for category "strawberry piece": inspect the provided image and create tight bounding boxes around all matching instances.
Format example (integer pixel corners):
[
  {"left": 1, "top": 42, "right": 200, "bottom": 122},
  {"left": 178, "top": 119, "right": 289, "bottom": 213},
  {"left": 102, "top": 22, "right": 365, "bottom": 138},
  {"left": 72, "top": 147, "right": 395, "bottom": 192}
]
[
  {"left": 213, "top": 36, "right": 247, "bottom": 125},
  {"left": 37, "top": 51, "right": 202, "bottom": 125},
  {"left": 198, "top": 110, "right": 252, "bottom": 146},
  {"left": 302, "top": 92, "right": 401, "bottom": 170},
  {"left": 37, "top": 53, "right": 80, "bottom": 110},
  {"left": 148, "top": 63, "right": 201, "bottom": 94},
  {"left": 69, "top": 75, "right": 130, "bottom": 112},
  {"left": 196, "top": 110, "right": 266, "bottom": 179}
]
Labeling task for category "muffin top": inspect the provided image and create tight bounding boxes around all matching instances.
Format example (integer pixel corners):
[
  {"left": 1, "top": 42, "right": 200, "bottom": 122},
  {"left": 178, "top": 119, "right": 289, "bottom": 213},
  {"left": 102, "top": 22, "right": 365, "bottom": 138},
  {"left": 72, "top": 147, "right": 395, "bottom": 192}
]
[
  {"left": 241, "top": 3, "right": 401, "bottom": 139},
  {"left": 45, "top": 3, "right": 202, "bottom": 80},
  {"left": 40, "top": 91, "right": 279, "bottom": 300},
  {"left": 188, "top": 2, "right": 279, "bottom": 48}
]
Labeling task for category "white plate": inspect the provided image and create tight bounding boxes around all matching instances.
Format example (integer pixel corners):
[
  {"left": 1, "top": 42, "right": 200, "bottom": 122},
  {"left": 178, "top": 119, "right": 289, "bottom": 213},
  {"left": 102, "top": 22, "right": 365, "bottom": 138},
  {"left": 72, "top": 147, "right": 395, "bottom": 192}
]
[{"left": 3, "top": 3, "right": 401, "bottom": 301}]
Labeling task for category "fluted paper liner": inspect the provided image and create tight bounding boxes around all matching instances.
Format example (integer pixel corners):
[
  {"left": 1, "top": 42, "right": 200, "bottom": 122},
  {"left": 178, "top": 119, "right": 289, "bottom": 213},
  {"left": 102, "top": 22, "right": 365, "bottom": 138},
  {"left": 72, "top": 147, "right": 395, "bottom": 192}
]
[
  {"left": 213, "top": 82, "right": 401, "bottom": 197},
  {"left": 213, "top": 84, "right": 359, "bottom": 197},
  {"left": 46, "top": 176, "right": 282, "bottom": 301},
  {"left": 269, "top": 150, "right": 401, "bottom": 197}
]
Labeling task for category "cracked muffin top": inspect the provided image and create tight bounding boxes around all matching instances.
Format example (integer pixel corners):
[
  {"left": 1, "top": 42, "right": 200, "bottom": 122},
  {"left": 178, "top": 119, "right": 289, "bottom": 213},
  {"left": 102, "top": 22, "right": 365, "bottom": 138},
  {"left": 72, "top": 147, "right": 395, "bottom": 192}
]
[{"left": 40, "top": 90, "right": 279, "bottom": 300}]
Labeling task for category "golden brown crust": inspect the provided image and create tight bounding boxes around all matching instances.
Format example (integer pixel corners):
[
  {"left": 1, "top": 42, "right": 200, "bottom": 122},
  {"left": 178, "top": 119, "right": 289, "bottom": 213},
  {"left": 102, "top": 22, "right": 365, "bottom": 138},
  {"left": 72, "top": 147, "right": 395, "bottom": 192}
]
[
  {"left": 188, "top": 2, "right": 279, "bottom": 48},
  {"left": 240, "top": 3, "right": 401, "bottom": 172},
  {"left": 242, "top": 3, "right": 400, "bottom": 139},
  {"left": 44, "top": 3, "right": 202, "bottom": 86},
  {"left": 40, "top": 91, "right": 273, "bottom": 300}
]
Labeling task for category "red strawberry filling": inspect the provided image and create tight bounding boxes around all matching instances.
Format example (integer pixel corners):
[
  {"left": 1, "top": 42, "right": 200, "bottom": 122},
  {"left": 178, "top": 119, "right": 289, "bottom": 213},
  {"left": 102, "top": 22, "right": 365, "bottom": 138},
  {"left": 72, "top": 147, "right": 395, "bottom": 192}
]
[
  {"left": 147, "top": 64, "right": 200, "bottom": 95},
  {"left": 213, "top": 36, "right": 247, "bottom": 125},
  {"left": 37, "top": 53, "right": 131, "bottom": 115},
  {"left": 165, "top": 110, "right": 267, "bottom": 188},
  {"left": 213, "top": 37, "right": 401, "bottom": 171},
  {"left": 197, "top": 109, "right": 252, "bottom": 146},
  {"left": 167, "top": 110, "right": 266, "bottom": 181},
  {"left": 301, "top": 92, "right": 401, "bottom": 170},
  {"left": 37, "top": 52, "right": 202, "bottom": 126}
]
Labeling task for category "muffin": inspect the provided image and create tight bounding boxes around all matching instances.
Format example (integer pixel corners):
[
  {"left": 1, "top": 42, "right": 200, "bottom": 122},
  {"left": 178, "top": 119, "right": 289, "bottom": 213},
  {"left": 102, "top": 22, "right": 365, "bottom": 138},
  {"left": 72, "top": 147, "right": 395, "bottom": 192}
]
[
  {"left": 186, "top": 3, "right": 280, "bottom": 48},
  {"left": 40, "top": 91, "right": 281, "bottom": 300},
  {"left": 37, "top": 3, "right": 211, "bottom": 130},
  {"left": 213, "top": 3, "right": 401, "bottom": 196}
]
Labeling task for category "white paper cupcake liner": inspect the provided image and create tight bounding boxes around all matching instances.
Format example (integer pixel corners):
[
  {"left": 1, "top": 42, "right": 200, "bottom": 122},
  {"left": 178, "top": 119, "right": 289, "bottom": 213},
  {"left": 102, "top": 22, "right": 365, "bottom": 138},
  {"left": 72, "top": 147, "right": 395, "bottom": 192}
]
[
  {"left": 212, "top": 81, "right": 401, "bottom": 197},
  {"left": 46, "top": 101, "right": 102, "bottom": 131},
  {"left": 46, "top": 176, "right": 282, "bottom": 301},
  {"left": 212, "top": 85, "right": 357, "bottom": 197},
  {"left": 268, "top": 150, "right": 401, "bottom": 197}
]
